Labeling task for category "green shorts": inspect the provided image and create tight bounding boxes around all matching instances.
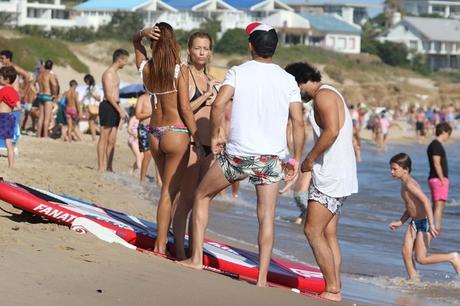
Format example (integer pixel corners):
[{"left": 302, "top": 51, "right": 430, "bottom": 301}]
[{"left": 217, "top": 150, "right": 283, "bottom": 185}]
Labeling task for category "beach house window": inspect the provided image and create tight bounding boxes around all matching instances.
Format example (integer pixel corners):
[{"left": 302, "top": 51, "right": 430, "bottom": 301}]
[
  {"left": 435, "top": 41, "right": 442, "bottom": 52},
  {"left": 349, "top": 37, "right": 355, "bottom": 50},
  {"left": 432, "top": 5, "right": 444, "bottom": 15},
  {"left": 422, "top": 41, "right": 430, "bottom": 51},
  {"left": 451, "top": 5, "right": 460, "bottom": 17},
  {"left": 409, "top": 40, "right": 418, "bottom": 50},
  {"left": 328, "top": 36, "right": 335, "bottom": 48},
  {"left": 337, "top": 37, "right": 346, "bottom": 50}
]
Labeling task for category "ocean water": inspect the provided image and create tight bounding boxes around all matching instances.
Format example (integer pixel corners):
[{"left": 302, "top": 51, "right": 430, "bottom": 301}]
[
  {"left": 204, "top": 140, "right": 460, "bottom": 305},
  {"left": 110, "top": 139, "right": 459, "bottom": 305}
]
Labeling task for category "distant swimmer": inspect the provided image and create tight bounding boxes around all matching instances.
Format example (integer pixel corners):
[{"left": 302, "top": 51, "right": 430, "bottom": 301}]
[
  {"left": 426, "top": 122, "right": 452, "bottom": 231},
  {"left": 286, "top": 61, "right": 358, "bottom": 302},
  {"left": 36, "top": 59, "right": 59, "bottom": 138},
  {"left": 389, "top": 153, "right": 460, "bottom": 280}
]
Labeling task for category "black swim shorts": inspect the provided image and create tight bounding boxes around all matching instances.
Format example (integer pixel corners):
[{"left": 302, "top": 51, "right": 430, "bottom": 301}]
[{"left": 99, "top": 100, "right": 120, "bottom": 128}]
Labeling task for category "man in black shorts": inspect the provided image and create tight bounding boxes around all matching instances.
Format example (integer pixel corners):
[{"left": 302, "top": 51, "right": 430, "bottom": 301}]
[{"left": 97, "top": 49, "right": 129, "bottom": 172}]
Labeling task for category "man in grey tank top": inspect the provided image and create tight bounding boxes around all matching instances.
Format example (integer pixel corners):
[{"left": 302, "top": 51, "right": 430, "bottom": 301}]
[{"left": 286, "top": 62, "right": 358, "bottom": 302}]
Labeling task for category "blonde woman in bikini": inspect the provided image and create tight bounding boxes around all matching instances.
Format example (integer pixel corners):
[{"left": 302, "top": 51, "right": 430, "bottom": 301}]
[
  {"left": 170, "top": 32, "right": 221, "bottom": 259},
  {"left": 133, "top": 22, "right": 202, "bottom": 255}
]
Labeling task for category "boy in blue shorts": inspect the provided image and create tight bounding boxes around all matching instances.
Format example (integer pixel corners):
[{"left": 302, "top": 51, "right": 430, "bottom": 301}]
[
  {"left": 0, "top": 66, "right": 20, "bottom": 168},
  {"left": 389, "top": 153, "right": 460, "bottom": 279}
]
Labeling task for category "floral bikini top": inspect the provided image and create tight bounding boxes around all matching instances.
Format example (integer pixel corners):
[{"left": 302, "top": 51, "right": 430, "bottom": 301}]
[{"left": 139, "top": 59, "right": 181, "bottom": 109}]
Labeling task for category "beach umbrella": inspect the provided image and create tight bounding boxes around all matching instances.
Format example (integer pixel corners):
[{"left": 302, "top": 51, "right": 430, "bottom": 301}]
[{"left": 119, "top": 84, "right": 145, "bottom": 99}]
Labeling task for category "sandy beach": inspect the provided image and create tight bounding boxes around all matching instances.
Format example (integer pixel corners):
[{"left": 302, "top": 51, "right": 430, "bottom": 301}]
[{"left": 0, "top": 134, "right": 349, "bottom": 306}]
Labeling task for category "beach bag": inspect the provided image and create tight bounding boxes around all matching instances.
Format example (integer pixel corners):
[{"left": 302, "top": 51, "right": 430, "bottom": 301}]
[{"left": 88, "top": 103, "right": 99, "bottom": 116}]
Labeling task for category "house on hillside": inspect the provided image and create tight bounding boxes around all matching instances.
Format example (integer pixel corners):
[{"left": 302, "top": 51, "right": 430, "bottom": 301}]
[
  {"left": 377, "top": 16, "right": 460, "bottom": 70},
  {"left": 0, "top": 0, "right": 74, "bottom": 29},
  {"left": 73, "top": 0, "right": 178, "bottom": 29},
  {"left": 285, "top": 0, "right": 370, "bottom": 25},
  {"left": 261, "top": 11, "right": 361, "bottom": 53},
  {"left": 261, "top": 10, "right": 311, "bottom": 44},
  {"left": 301, "top": 13, "right": 361, "bottom": 54},
  {"left": 402, "top": 0, "right": 460, "bottom": 19},
  {"left": 222, "top": 0, "right": 293, "bottom": 31},
  {"left": 73, "top": 0, "right": 292, "bottom": 32}
]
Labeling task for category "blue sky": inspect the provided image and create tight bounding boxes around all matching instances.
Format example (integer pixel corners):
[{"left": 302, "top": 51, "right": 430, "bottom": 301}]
[{"left": 283, "top": 0, "right": 384, "bottom": 17}]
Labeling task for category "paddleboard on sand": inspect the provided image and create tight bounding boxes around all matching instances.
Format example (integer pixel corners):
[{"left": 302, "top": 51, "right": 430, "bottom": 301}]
[{"left": 0, "top": 179, "right": 325, "bottom": 293}]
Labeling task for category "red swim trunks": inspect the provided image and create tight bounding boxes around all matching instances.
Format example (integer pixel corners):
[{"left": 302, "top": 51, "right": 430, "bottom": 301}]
[{"left": 428, "top": 178, "right": 449, "bottom": 202}]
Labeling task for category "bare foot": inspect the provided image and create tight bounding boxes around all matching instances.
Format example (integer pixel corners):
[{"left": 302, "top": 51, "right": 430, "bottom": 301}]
[
  {"left": 320, "top": 291, "right": 342, "bottom": 302},
  {"left": 154, "top": 243, "right": 167, "bottom": 255},
  {"left": 177, "top": 258, "right": 203, "bottom": 270},
  {"left": 256, "top": 281, "right": 267, "bottom": 287},
  {"left": 450, "top": 252, "right": 460, "bottom": 274},
  {"left": 294, "top": 217, "right": 303, "bottom": 225},
  {"left": 408, "top": 274, "right": 420, "bottom": 282}
]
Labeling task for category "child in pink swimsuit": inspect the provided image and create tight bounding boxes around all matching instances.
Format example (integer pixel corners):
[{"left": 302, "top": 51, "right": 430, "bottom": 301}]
[{"left": 127, "top": 113, "right": 143, "bottom": 174}]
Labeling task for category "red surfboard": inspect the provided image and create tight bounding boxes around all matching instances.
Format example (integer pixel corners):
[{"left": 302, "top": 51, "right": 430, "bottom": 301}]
[{"left": 0, "top": 179, "right": 325, "bottom": 293}]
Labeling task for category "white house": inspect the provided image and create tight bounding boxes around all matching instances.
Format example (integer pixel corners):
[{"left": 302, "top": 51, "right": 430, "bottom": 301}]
[
  {"left": 377, "top": 16, "right": 460, "bottom": 70},
  {"left": 301, "top": 13, "right": 361, "bottom": 54},
  {"left": 73, "top": 0, "right": 179, "bottom": 29},
  {"left": 402, "top": 0, "right": 460, "bottom": 19},
  {"left": 221, "top": 0, "right": 293, "bottom": 32},
  {"left": 0, "top": 0, "right": 75, "bottom": 29},
  {"left": 73, "top": 0, "right": 293, "bottom": 32},
  {"left": 261, "top": 10, "right": 311, "bottom": 44},
  {"left": 285, "top": 0, "right": 370, "bottom": 25}
]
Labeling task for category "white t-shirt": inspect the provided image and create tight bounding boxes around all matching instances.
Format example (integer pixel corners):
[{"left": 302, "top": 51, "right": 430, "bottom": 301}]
[
  {"left": 78, "top": 85, "right": 102, "bottom": 106},
  {"left": 222, "top": 60, "right": 301, "bottom": 158}
]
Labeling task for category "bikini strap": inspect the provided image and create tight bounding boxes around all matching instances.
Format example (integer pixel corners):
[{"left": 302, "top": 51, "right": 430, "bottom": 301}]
[
  {"left": 149, "top": 63, "right": 181, "bottom": 110},
  {"left": 139, "top": 59, "right": 149, "bottom": 81},
  {"left": 188, "top": 66, "right": 199, "bottom": 88}
]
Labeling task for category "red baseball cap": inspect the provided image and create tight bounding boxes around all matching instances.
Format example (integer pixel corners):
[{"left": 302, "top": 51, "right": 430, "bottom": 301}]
[
  {"left": 245, "top": 22, "right": 278, "bottom": 57},
  {"left": 245, "top": 22, "right": 274, "bottom": 35}
]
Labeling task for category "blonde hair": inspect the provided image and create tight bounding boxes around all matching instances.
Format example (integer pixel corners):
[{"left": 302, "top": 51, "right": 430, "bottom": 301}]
[{"left": 187, "top": 31, "right": 213, "bottom": 73}]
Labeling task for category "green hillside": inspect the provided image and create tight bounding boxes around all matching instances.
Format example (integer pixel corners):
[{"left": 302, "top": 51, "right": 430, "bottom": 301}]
[{"left": 0, "top": 35, "right": 88, "bottom": 73}]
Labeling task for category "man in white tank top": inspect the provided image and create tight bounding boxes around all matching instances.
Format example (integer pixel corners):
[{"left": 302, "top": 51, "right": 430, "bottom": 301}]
[
  {"left": 285, "top": 62, "right": 358, "bottom": 302},
  {"left": 180, "top": 23, "right": 305, "bottom": 287}
]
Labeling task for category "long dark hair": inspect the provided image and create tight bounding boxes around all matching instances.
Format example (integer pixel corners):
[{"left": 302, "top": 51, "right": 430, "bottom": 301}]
[
  {"left": 148, "top": 22, "right": 180, "bottom": 92},
  {"left": 84, "top": 74, "right": 95, "bottom": 87}
]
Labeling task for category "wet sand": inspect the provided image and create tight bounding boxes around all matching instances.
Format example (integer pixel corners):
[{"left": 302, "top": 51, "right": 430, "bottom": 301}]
[{"left": 0, "top": 135, "right": 349, "bottom": 306}]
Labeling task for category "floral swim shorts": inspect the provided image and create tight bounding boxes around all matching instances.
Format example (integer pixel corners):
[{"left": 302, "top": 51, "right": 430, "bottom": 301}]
[
  {"left": 308, "top": 184, "right": 347, "bottom": 215},
  {"left": 217, "top": 150, "right": 283, "bottom": 185},
  {"left": 137, "top": 123, "right": 150, "bottom": 153}
]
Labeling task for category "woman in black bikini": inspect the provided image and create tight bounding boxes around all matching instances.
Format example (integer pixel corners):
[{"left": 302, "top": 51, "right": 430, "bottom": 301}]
[
  {"left": 172, "top": 32, "right": 220, "bottom": 259},
  {"left": 133, "top": 23, "right": 202, "bottom": 255}
]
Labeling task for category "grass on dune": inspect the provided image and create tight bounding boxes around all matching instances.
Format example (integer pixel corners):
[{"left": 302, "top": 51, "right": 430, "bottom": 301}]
[
  {"left": 0, "top": 35, "right": 88, "bottom": 73},
  {"left": 273, "top": 44, "right": 417, "bottom": 83}
]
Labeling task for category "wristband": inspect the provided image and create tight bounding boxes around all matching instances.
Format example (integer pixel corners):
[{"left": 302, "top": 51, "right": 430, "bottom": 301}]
[{"left": 287, "top": 158, "right": 298, "bottom": 167}]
